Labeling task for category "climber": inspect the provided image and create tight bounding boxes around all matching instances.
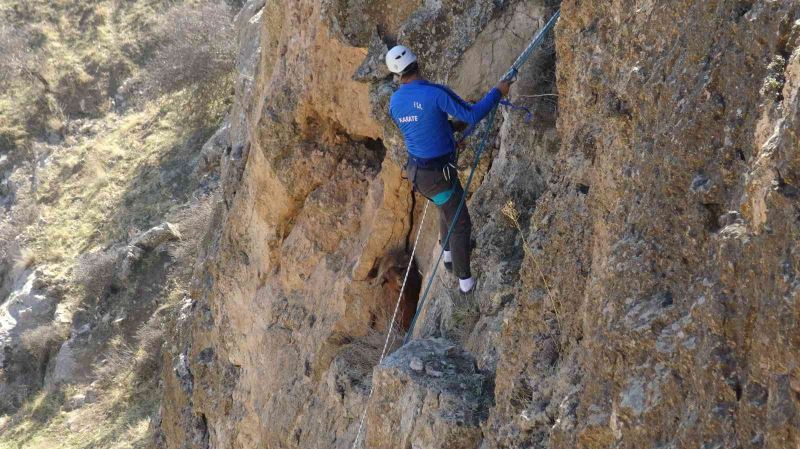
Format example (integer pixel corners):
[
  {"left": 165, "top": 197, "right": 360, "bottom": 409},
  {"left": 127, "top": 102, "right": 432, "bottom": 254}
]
[{"left": 386, "top": 45, "right": 511, "bottom": 294}]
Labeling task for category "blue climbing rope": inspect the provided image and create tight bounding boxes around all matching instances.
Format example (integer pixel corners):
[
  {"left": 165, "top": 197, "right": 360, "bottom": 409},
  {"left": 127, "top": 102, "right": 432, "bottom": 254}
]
[
  {"left": 348, "top": 12, "right": 562, "bottom": 449},
  {"left": 503, "top": 10, "right": 561, "bottom": 82},
  {"left": 404, "top": 10, "right": 560, "bottom": 344},
  {"left": 404, "top": 105, "right": 498, "bottom": 344}
]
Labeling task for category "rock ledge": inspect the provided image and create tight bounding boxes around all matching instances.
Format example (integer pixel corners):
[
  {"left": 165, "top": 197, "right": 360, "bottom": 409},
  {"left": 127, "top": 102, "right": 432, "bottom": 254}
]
[{"left": 366, "top": 338, "right": 492, "bottom": 449}]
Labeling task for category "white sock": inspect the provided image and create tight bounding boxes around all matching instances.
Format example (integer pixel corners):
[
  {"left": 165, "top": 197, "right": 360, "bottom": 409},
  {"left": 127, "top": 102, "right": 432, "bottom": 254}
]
[
  {"left": 443, "top": 250, "right": 453, "bottom": 263},
  {"left": 459, "top": 277, "right": 475, "bottom": 293}
]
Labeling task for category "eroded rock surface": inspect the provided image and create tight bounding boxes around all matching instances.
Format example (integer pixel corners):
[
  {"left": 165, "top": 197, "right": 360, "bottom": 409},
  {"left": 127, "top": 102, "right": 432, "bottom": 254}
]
[
  {"left": 0, "top": 271, "right": 57, "bottom": 406},
  {"left": 482, "top": 2, "right": 800, "bottom": 449},
  {"left": 159, "top": 1, "right": 800, "bottom": 449},
  {"left": 366, "top": 338, "right": 492, "bottom": 449}
]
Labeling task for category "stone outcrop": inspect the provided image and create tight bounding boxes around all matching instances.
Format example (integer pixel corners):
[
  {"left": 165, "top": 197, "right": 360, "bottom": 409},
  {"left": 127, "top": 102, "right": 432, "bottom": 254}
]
[
  {"left": 159, "top": 1, "right": 800, "bottom": 449},
  {"left": 48, "top": 222, "right": 181, "bottom": 387},
  {"left": 366, "top": 338, "right": 492, "bottom": 449},
  {"left": 0, "top": 271, "right": 57, "bottom": 409},
  {"left": 491, "top": 2, "right": 800, "bottom": 448}
]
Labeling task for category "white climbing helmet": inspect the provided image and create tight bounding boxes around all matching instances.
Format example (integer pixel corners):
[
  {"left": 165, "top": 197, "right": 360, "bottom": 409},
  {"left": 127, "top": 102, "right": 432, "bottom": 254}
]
[{"left": 385, "top": 45, "right": 417, "bottom": 75}]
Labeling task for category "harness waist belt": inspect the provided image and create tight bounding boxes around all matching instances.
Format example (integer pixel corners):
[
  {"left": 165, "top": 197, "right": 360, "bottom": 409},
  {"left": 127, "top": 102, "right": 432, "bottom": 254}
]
[
  {"left": 431, "top": 188, "right": 454, "bottom": 206},
  {"left": 407, "top": 152, "right": 454, "bottom": 169}
]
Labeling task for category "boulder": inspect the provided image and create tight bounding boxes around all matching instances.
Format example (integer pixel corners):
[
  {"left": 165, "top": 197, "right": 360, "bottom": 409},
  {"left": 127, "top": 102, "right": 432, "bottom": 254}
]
[
  {"left": 130, "top": 222, "right": 181, "bottom": 251},
  {"left": 0, "top": 271, "right": 57, "bottom": 410},
  {"left": 195, "top": 122, "right": 230, "bottom": 176},
  {"left": 365, "top": 338, "right": 492, "bottom": 449},
  {"left": 0, "top": 271, "right": 55, "bottom": 368}
]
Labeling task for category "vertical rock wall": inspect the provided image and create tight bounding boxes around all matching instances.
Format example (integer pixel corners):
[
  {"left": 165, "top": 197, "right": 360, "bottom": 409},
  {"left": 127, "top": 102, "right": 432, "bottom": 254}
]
[
  {"left": 160, "top": 1, "right": 800, "bottom": 449},
  {"left": 492, "top": 2, "right": 800, "bottom": 448}
]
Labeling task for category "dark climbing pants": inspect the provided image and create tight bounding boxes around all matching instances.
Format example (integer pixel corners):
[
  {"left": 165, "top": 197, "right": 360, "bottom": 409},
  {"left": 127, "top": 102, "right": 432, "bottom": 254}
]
[{"left": 407, "top": 163, "right": 472, "bottom": 280}]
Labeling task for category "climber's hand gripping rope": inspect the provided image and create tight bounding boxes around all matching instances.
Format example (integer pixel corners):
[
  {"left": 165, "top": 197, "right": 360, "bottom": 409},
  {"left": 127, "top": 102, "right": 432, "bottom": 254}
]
[{"left": 502, "top": 67, "right": 519, "bottom": 83}]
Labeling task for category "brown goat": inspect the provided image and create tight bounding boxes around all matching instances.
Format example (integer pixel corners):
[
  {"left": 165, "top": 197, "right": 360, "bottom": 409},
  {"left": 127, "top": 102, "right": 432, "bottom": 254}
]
[{"left": 372, "top": 248, "right": 422, "bottom": 332}]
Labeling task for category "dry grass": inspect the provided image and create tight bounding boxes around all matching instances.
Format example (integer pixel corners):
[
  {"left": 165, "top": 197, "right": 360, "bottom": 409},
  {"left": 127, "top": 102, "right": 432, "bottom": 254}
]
[
  {"left": 0, "top": 383, "right": 29, "bottom": 415},
  {"left": 2, "top": 0, "right": 231, "bottom": 277},
  {"left": 12, "top": 247, "right": 36, "bottom": 274},
  {"left": 166, "top": 192, "right": 221, "bottom": 263},
  {"left": 92, "top": 317, "right": 166, "bottom": 390},
  {"left": 141, "top": 1, "right": 236, "bottom": 122},
  {"left": 0, "top": 383, "right": 159, "bottom": 449},
  {"left": 0, "top": 24, "right": 42, "bottom": 88},
  {"left": 3, "top": 0, "right": 203, "bottom": 277},
  {"left": 0, "top": 309, "right": 168, "bottom": 448},
  {"left": 93, "top": 336, "right": 136, "bottom": 388},
  {"left": 342, "top": 328, "right": 400, "bottom": 383},
  {"left": 130, "top": 314, "right": 165, "bottom": 384},
  {"left": 0, "top": 1, "right": 234, "bottom": 448},
  {"left": 73, "top": 247, "right": 120, "bottom": 299},
  {"left": 508, "top": 379, "right": 534, "bottom": 412},
  {"left": 0, "top": 205, "right": 38, "bottom": 255},
  {"left": 501, "top": 200, "right": 563, "bottom": 341},
  {"left": 17, "top": 388, "right": 65, "bottom": 425},
  {"left": 449, "top": 290, "right": 480, "bottom": 343},
  {"left": 29, "top": 101, "right": 189, "bottom": 276},
  {"left": 20, "top": 323, "right": 69, "bottom": 369},
  {"left": 1, "top": 244, "right": 38, "bottom": 289},
  {"left": 0, "top": 19, "right": 63, "bottom": 146}
]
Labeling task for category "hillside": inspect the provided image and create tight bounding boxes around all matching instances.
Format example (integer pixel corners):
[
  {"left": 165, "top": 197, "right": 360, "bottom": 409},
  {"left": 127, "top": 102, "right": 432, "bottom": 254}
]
[
  {"left": 0, "top": 1, "right": 232, "bottom": 447},
  {"left": 2, "top": 1, "right": 800, "bottom": 449}
]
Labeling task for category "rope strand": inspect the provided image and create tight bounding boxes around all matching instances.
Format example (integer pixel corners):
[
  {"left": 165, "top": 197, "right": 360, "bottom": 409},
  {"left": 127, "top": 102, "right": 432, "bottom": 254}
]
[
  {"left": 348, "top": 11, "right": 559, "bottom": 446},
  {"left": 349, "top": 201, "right": 430, "bottom": 449},
  {"left": 404, "top": 105, "right": 498, "bottom": 344}
]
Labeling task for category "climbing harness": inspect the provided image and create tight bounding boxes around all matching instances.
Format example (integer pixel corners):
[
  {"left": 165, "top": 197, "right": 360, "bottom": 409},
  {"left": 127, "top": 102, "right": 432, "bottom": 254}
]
[
  {"left": 406, "top": 154, "right": 458, "bottom": 206},
  {"left": 431, "top": 187, "right": 455, "bottom": 206},
  {"left": 405, "top": 9, "right": 561, "bottom": 344},
  {"left": 349, "top": 10, "right": 560, "bottom": 448}
]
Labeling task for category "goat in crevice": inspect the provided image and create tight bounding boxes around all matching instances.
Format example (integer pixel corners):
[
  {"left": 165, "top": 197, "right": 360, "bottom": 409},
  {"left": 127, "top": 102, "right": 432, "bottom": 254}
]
[{"left": 371, "top": 248, "right": 422, "bottom": 332}]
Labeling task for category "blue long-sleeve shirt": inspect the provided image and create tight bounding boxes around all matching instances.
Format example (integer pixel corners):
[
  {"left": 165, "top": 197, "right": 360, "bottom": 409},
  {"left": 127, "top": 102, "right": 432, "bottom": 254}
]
[{"left": 389, "top": 79, "right": 501, "bottom": 159}]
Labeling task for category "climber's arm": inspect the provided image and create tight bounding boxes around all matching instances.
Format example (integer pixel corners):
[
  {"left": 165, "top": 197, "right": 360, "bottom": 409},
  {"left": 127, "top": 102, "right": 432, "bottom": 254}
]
[
  {"left": 436, "top": 88, "right": 499, "bottom": 125},
  {"left": 435, "top": 81, "right": 511, "bottom": 125}
]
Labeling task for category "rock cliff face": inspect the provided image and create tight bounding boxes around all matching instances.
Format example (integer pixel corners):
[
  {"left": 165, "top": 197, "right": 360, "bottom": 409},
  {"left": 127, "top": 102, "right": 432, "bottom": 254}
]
[
  {"left": 160, "top": 1, "right": 800, "bottom": 448},
  {"left": 532, "top": 2, "right": 800, "bottom": 447}
]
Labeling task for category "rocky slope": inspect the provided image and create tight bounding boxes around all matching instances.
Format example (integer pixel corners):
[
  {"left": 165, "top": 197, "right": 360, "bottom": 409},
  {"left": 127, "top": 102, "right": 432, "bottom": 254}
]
[
  {"left": 534, "top": 2, "right": 800, "bottom": 447},
  {"left": 159, "top": 0, "right": 800, "bottom": 448},
  {"left": 0, "top": 1, "right": 232, "bottom": 447}
]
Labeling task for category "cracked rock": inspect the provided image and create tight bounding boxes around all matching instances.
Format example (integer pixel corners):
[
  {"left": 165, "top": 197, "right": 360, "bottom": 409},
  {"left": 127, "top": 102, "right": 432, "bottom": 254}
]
[{"left": 366, "top": 338, "right": 492, "bottom": 449}]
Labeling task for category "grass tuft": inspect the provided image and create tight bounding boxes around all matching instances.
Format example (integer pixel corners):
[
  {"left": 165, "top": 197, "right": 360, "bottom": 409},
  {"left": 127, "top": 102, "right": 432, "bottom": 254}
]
[{"left": 501, "top": 200, "right": 564, "bottom": 344}]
